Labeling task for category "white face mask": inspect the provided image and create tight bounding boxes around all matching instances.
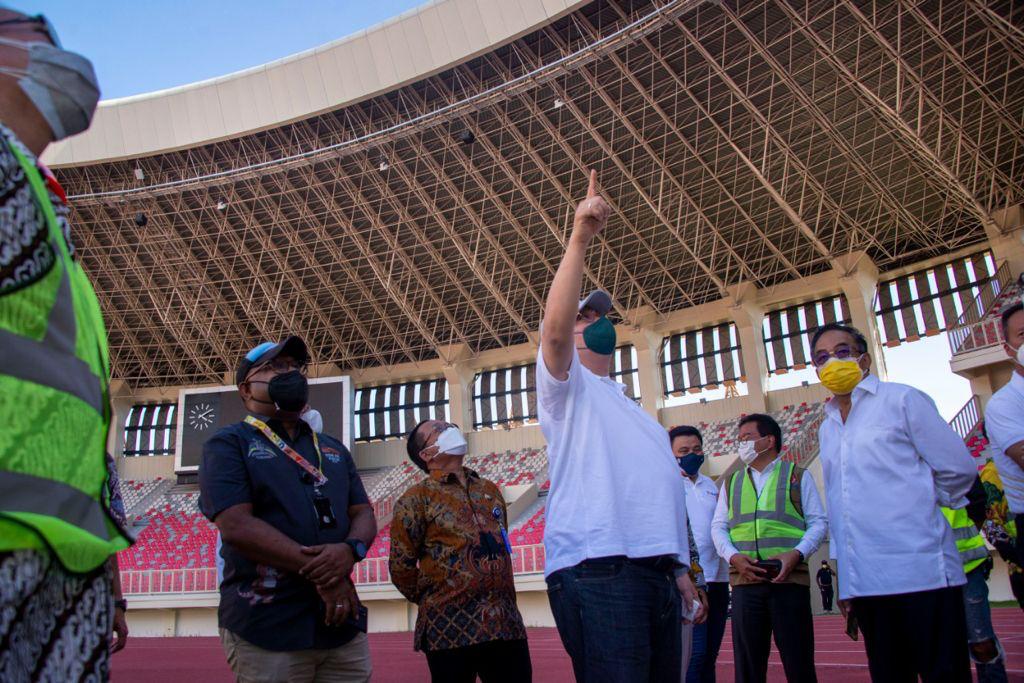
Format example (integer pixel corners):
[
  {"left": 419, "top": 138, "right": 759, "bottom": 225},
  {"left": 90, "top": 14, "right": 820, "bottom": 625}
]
[
  {"left": 434, "top": 426, "right": 468, "bottom": 456},
  {"left": 738, "top": 439, "right": 761, "bottom": 465},
  {"left": 1016, "top": 343, "right": 1024, "bottom": 367},
  {"left": 301, "top": 408, "right": 323, "bottom": 433}
]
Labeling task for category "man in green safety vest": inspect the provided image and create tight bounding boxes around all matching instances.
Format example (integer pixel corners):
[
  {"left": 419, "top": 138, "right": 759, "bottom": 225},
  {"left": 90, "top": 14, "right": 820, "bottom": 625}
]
[
  {"left": 942, "top": 475, "right": 1008, "bottom": 683},
  {"left": 0, "top": 8, "right": 130, "bottom": 682},
  {"left": 710, "top": 413, "right": 827, "bottom": 683}
]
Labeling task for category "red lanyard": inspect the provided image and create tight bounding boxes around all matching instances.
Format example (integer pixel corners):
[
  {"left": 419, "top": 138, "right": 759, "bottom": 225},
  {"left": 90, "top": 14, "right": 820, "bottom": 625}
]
[{"left": 244, "top": 415, "right": 327, "bottom": 487}]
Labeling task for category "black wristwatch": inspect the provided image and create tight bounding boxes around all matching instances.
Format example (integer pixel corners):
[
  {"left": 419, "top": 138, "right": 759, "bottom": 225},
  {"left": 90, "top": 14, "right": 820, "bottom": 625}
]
[
  {"left": 114, "top": 598, "right": 127, "bottom": 611},
  {"left": 344, "top": 538, "right": 368, "bottom": 563}
]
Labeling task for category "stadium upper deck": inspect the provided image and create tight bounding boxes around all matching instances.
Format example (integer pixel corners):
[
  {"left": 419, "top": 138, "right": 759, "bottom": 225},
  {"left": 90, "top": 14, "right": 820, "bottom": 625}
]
[{"left": 41, "top": 0, "right": 1023, "bottom": 388}]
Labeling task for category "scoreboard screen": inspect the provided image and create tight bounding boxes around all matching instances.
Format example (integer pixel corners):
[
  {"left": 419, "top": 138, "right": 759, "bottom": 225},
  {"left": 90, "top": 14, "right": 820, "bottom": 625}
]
[{"left": 174, "top": 376, "right": 353, "bottom": 473}]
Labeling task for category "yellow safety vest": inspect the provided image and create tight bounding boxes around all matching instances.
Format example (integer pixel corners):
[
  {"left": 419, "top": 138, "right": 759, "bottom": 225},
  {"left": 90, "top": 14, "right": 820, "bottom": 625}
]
[
  {"left": 0, "top": 136, "right": 129, "bottom": 572},
  {"left": 727, "top": 461, "right": 806, "bottom": 560},
  {"left": 940, "top": 506, "right": 988, "bottom": 574}
]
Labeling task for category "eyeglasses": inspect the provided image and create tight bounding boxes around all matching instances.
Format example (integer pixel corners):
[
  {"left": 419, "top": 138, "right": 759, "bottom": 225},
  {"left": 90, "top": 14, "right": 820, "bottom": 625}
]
[
  {"left": 0, "top": 14, "right": 62, "bottom": 48},
  {"left": 811, "top": 344, "right": 858, "bottom": 368},
  {"left": 251, "top": 357, "right": 307, "bottom": 377}
]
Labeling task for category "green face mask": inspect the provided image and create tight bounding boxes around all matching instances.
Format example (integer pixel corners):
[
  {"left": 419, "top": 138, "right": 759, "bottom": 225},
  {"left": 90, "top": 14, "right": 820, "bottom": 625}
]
[{"left": 582, "top": 316, "right": 616, "bottom": 355}]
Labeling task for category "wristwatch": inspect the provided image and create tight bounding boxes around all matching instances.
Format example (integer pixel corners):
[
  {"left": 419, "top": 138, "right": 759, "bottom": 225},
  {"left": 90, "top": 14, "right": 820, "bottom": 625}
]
[
  {"left": 344, "top": 538, "right": 368, "bottom": 563},
  {"left": 114, "top": 598, "right": 127, "bottom": 611}
]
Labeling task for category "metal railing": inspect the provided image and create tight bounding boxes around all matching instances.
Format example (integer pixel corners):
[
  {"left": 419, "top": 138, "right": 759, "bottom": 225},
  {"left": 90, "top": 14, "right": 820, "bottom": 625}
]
[
  {"left": 949, "top": 395, "right": 982, "bottom": 441},
  {"left": 948, "top": 262, "right": 1015, "bottom": 355},
  {"left": 121, "top": 543, "right": 549, "bottom": 595},
  {"left": 121, "top": 568, "right": 218, "bottom": 595}
]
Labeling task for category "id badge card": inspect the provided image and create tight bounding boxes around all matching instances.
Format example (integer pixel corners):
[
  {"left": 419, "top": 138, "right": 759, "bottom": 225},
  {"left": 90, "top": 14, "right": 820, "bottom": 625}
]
[{"left": 312, "top": 490, "right": 338, "bottom": 530}]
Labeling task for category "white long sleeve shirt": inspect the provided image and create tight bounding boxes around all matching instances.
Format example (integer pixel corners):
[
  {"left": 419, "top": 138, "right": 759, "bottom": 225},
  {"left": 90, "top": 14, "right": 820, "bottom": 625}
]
[
  {"left": 818, "top": 375, "right": 976, "bottom": 600},
  {"left": 684, "top": 473, "right": 730, "bottom": 583},
  {"left": 710, "top": 458, "right": 828, "bottom": 564}
]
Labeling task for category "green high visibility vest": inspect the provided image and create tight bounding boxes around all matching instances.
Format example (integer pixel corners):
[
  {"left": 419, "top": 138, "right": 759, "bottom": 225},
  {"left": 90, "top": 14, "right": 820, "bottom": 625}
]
[
  {"left": 727, "top": 460, "right": 806, "bottom": 560},
  {"left": 940, "top": 506, "right": 988, "bottom": 574},
  {"left": 0, "top": 137, "right": 129, "bottom": 573}
]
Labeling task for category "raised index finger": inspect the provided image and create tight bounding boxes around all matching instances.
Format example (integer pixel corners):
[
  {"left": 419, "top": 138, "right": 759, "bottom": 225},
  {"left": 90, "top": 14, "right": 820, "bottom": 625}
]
[{"left": 586, "top": 169, "right": 597, "bottom": 198}]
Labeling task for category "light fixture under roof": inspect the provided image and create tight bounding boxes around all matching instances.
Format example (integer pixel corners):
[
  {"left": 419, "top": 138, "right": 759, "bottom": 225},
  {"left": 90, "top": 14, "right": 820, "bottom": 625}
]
[
  {"left": 553, "top": 98, "right": 565, "bottom": 109},
  {"left": 133, "top": 167, "right": 144, "bottom": 180},
  {"left": 378, "top": 161, "right": 389, "bottom": 171},
  {"left": 216, "top": 201, "right": 227, "bottom": 211}
]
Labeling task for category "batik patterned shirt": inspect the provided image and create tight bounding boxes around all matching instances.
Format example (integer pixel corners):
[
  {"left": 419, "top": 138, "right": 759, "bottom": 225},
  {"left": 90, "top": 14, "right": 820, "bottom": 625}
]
[
  {"left": 0, "top": 123, "right": 75, "bottom": 296},
  {"left": 389, "top": 467, "right": 527, "bottom": 652}
]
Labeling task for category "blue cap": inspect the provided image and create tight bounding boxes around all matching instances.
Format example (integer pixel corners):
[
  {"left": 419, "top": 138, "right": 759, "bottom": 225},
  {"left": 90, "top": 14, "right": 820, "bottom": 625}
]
[{"left": 235, "top": 336, "right": 309, "bottom": 385}]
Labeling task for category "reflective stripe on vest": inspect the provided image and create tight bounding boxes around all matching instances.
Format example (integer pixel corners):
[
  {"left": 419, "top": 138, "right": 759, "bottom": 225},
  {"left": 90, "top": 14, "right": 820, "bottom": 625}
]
[
  {"left": 0, "top": 470, "right": 111, "bottom": 541},
  {"left": 941, "top": 507, "right": 989, "bottom": 574},
  {"left": 0, "top": 270, "right": 103, "bottom": 414},
  {"left": 727, "top": 461, "right": 806, "bottom": 560}
]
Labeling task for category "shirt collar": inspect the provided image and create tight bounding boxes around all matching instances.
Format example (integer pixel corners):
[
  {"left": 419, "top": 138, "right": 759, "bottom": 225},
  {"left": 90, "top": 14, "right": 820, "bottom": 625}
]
[
  {"left": 746, "top": 456, "right": 781, "bottom": 476},
  {"left": 824, "top": 373, "right": 878, "bottom": 415},
  {"left": 430, "top": 466, "right": 480, "bottom": 484}
]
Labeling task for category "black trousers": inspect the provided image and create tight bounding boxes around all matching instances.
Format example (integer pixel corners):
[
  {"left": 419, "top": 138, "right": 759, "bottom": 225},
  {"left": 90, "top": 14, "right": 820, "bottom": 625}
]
[
  {"left": 730, "top": 582, "right": 816, "bottom": 683},
  {"left": 1017, "top": 513, "right": 1024, "bottom": 568},
  {"left": 819, "top": 586, "right": 834, "bottom": 611},
  {"left": 1011, "top": 569, "right": 1024, "bottom": 613},
  {"left": 851, "top": 586, "right": 970, "bottom": 683},
  {"left": 424, "top": 638, "right": 532, "bottom": 683}
]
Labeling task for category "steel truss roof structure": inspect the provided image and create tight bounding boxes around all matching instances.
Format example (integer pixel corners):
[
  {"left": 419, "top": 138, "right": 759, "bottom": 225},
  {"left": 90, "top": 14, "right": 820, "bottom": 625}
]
[{"left": 59, "top": 0, "right": 1023, "bottom": 386}]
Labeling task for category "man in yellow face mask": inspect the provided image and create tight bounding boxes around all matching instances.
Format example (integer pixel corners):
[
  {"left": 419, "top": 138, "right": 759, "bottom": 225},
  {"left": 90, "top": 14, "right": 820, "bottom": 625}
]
[{"left": 810, "top": 322, "right": 977, "bottom": 682}]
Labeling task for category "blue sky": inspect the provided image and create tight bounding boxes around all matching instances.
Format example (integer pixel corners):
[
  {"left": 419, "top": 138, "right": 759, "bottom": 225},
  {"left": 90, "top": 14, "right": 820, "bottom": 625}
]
[{"left": 32, "top": 0, "right": 426, "bottom": 100}]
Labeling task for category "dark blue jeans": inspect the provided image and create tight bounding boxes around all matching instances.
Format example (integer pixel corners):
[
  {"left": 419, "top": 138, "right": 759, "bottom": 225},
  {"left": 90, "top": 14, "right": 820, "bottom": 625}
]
[
  {"left": 547, "top": 557, "right": 681, "bottom": 683},
  {"left": 685, "top": 581, "right": 729, "bottom": 683},
  {"left": 963, "top": 564, "right": 1008, "bottom": 683}
]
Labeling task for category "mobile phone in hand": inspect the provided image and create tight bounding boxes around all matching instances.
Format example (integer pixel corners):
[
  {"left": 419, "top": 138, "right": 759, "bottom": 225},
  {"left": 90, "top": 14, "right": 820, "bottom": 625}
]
[{"left": 754, "top": 559, "right": 783, "bottom": 580}]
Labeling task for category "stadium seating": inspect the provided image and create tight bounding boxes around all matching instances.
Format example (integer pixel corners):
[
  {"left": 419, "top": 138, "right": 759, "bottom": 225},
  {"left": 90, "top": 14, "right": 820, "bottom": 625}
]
[
  {"left": 118, "top": 510, "right": 217, "bottom": 571},
  {"left": 119, "top": 477, "right": 166, "bottom": 514},
  {"left": 509, "top": 506, "right": 545, "bottom": 547},
  {"left": 367, "top": 524, "right": 391, "bottom": 559},
  {"left": 683, "top": 401, "right": 825, "bottom": 461}
]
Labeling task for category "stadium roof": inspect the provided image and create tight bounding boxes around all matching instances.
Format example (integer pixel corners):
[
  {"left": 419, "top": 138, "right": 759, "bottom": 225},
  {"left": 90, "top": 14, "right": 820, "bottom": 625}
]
[{"left": 54, "top": 0, "right": 1024, "bottom": 387}]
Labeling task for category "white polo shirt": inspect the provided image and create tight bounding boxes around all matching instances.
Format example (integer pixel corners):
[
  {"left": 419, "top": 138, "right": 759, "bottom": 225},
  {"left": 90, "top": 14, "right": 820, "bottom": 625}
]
[
  {"left": 984, "top": 371, "right": 1024, "bottom": 514},
  {"left": 683, "top": 473, "right": 729, "bottom": 583},
  {"left": 818, "top": 375, "right": 976, "bottom": 600},
  {"left": 536, "top": 347, "right": 689, "bottom": 577}
]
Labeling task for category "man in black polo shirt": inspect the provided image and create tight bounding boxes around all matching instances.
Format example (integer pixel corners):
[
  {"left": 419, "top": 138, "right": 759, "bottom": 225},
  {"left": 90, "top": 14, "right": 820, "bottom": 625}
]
[{"left": 200, "top": 336, "right": 377, "bottom": 682}]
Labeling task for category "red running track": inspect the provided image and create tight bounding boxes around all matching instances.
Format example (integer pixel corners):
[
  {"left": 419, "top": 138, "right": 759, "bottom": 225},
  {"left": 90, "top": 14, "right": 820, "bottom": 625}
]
[{"left": 112, "top": 610, "right": 1024, "bottom": 682}]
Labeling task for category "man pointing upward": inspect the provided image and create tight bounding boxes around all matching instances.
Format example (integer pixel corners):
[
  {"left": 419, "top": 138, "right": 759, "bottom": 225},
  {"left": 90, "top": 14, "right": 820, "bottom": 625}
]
[{"left": 537, "top": 170, "right": 698, "bottom": 683}]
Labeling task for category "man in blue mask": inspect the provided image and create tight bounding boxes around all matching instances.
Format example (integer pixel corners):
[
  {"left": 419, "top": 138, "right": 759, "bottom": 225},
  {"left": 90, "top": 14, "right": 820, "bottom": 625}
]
[
  {"left": 537, "top": 170, "right": 700, "bottom": 682},
  {"left": 671, "top": 426, "right": 728, "bottom": 683}
]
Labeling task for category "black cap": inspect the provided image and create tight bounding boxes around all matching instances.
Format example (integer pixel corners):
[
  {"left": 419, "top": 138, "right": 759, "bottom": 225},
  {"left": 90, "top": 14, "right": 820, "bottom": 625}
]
[{"left": 235, "top": 335, "right": 309, "bottom": 386}]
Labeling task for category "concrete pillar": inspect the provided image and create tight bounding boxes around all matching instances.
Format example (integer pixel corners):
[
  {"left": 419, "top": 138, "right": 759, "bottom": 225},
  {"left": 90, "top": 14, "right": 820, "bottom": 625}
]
[
  {"left": 632, "top": 327, "right": 666, "bottom": 419},
  {"left": 832, "top": 252, "right": 888, "bottom": 380},
  {"left": 969, "top": 373, "right": 997, "bottom": 410},
  {"left": 439, "top": 344, "right": 476, "bottom": 429},
  {"left": 726, "top": 282, "right": 768, "bottom": 413},
  {"left": 986, "top": 205, "right": 1024, "bottom": 277}
]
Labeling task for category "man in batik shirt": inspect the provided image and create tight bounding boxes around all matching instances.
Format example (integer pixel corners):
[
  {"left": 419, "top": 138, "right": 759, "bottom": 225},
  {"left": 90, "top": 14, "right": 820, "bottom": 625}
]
[{"left": 391, "top": 419, "right": 530, "bottom": 683}]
